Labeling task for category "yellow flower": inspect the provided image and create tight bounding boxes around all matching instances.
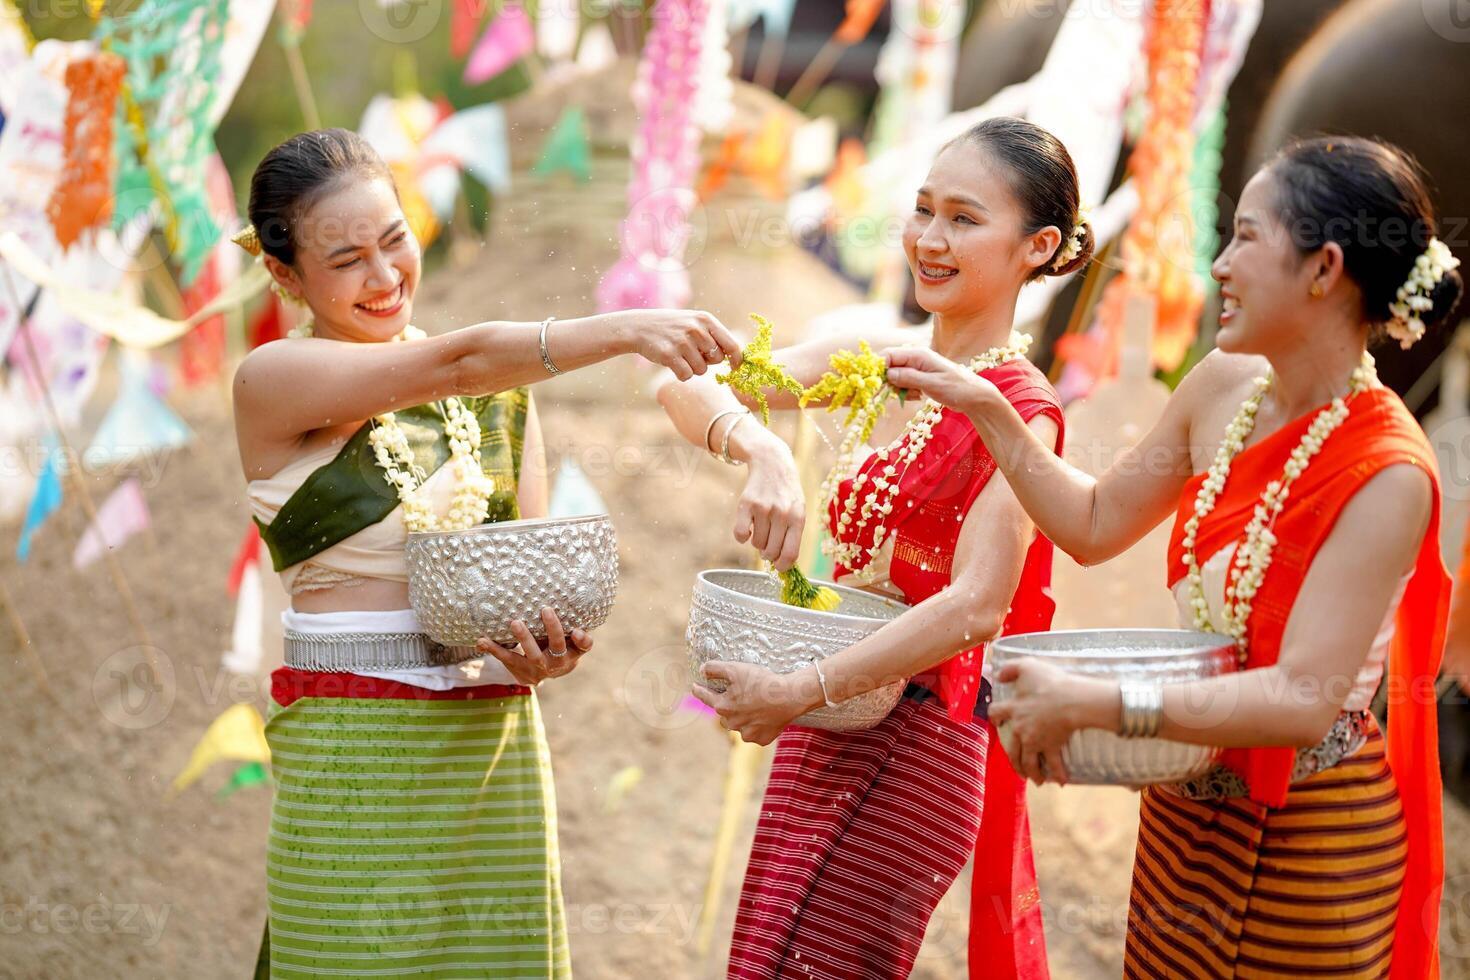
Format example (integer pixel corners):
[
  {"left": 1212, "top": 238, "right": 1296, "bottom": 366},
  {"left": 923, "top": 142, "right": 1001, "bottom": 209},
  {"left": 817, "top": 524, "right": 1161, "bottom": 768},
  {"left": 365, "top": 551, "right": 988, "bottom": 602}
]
[
  {"left": 799, "top": 340, "right": 894, "bottom": 443},
  {"left": 776, "top": 563, "right": 842, "bottom": 612},
  {"left": 717, "top": 314, "right": 805, "bottom": 426}
]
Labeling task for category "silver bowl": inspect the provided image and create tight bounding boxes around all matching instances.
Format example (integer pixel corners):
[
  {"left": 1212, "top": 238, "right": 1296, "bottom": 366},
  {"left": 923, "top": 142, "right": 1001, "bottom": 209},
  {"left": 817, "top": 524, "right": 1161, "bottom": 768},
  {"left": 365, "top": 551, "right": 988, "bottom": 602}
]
[
  {"left": 989, "top": 629, "right": 1238, "bottom": 785},
  {"left": 405, "top": 514, "right": 619, "bottom": 647},
  {"left": 687, "top": 569, "right": 910, "bottom": 731}
]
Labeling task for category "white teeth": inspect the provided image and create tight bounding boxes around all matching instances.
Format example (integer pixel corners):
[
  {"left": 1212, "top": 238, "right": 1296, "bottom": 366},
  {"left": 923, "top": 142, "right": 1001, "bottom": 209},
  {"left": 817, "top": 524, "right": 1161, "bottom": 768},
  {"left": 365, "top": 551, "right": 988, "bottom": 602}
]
[
  {"left": 920, "top": 263, "right": 957, "bottom": 279},
  {"left": 359, "top": 283, "right": 402, "bottom": 312}
]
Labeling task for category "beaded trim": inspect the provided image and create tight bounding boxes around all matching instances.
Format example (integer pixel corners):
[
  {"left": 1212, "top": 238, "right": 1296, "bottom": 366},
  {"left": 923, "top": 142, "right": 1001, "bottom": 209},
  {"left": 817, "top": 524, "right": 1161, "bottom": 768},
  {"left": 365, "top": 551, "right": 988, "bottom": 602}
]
[{"left": 1161, "top": 710, "right": 1373, "bottom": 800}]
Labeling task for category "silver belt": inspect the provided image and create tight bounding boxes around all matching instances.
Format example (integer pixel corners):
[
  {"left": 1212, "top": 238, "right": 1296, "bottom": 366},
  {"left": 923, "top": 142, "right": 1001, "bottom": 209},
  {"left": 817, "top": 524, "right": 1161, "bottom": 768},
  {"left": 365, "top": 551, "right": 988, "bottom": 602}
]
[{"left": 283, "top": 629, "right": 480, "bottom": 672}]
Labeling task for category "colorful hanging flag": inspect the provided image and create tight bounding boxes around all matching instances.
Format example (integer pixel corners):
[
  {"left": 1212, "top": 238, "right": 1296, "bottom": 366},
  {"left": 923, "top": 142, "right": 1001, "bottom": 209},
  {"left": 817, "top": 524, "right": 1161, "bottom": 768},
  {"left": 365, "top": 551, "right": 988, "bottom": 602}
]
[
  {"left": 548, "top": 456, "right": 607, "bottom": 518},
  {"left": 96, "top": 0, "right": 233, "bottom": 285},
  {"left": 170, "top": 702, "right": 270, "bottom": 793},
  {"left": 537, "top": 0, "right": 579, "bottom": 63},
  {"left": 727, "top": 0, "right": 796, "bottom": 36},
  {"left": 71, "top": 477, "right": 150, "bottom": 569},
  {"left": 742, "top": 111, "right": 792, "bottom": 199},
  {"left": 278, "top": 0, "right": 312, "bottom": 45},
  {"left": 463, "top": 5, "right": 534, "bottom": 85},
  {"left": 575, "top": 21, "right": 616, "bottom": 74},
  {"left": 17, "top": 444, "right": 62, "bottom": 562},
  {"left": 532, "top": 106, "right": 591, "bottom": 182},
  {"left": 835, "top": 0, "right": 886, "bottom": 43},
  {"left": 222, "top": 525, "right": 265, "bottom": 675},
  {"left": 452, "top": 0, "right": 486, "bottom": 59},
  {"left": 248, "top": 293, "right": 283, "bottom": 348},
  {"left": 216, "top": 760, "right": 269, "bottom": 800},
  {"left": 47, "top": 50, "right": 124, "bottom": 250},
  {"left": 87, "top": 351, "right": 192, "bottom": 467},
  {"left": 602, "top": 765, "right": 644, "bottom": 814}
]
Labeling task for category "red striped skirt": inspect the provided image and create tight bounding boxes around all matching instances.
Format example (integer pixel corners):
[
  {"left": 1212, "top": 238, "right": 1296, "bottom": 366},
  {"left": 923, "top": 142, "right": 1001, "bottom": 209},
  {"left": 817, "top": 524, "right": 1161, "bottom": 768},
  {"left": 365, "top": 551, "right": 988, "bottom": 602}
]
[
  {"left": 727, "top": 694, "right": 989, "bottom": 979},
  {"left": 1125, "top": 727, "right": 1406, "bottom": 979}
]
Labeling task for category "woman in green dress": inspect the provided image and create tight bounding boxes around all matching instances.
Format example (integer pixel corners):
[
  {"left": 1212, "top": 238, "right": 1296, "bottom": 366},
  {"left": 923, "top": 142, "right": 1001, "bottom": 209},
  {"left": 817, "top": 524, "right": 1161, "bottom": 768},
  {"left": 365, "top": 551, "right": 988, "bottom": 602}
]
[{"left": 233, "top": 128, "right": 741, "bottom": 978}]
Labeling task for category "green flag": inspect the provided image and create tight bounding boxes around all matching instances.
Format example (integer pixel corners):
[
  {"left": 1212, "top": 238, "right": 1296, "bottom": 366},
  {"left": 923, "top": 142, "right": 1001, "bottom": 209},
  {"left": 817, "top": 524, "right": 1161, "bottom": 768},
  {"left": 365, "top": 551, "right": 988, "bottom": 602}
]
[
  {"left": 217, "top": 761, "right": 270, "bottom": 800},
  {"left": 532, "top": 107, "right": 592, "bottom": 182}
]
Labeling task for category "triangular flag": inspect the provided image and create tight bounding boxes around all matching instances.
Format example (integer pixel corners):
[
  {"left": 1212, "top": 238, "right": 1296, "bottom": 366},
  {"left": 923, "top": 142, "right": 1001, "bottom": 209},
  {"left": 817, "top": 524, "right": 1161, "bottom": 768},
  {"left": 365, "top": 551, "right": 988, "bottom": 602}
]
[
  {"left": 549, "top": 457, "right": 608, "bottom": 518},
  {"left": 463, "top": 5, "right": 535, "bottom": 85},
  {"left": 216, "top": 760, "right": 269, "bottom": 800},
  {"left": 222, "top": 558, "right": 264, "bottom": 676},
  {"left": 532, "top": 107, "right": 591, "bottom": 182},
  {"left": 228, "top": 523, "right": 262, "bottom": 596},
  {"left": 742, "top": 111, "right": 792, "bottom": 199},
  {"left": 788, "top": 116, "right": 839, "bottom": 183},
  {"left": 71, "top": 477, "right": 150, "bottom": 569},
  {"left": 728, "top": 0, "right": 796, "bottom": 36},
  {"left": 575, "top": 22, "right": 616, "bottom": 74},
  {"left": 836, "top": 0, "right": 886, "bottom": 44},
  {"left": 170, "top": 703, "right": 271, "bottom": 794},
  {"left": 87, "top": 354, "right": 192, "bottom": 467},
  {"left": 602, "top": 765, "right": 644, "bottom": 814},
  {"left": 537, "top": 0, "right": 579, "bottom": 63},
  {"left": 17, "top": 445, "right": 62, "bottom": 562},
  {"left": 451, "top": 0, "right": 484, "bottom": 59}
]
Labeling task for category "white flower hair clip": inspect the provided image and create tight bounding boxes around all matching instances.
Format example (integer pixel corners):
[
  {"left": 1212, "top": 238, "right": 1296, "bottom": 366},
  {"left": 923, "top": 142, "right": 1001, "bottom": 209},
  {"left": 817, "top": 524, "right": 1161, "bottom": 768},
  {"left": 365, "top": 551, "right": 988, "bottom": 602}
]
[
  {"left": 1049, "top": 204, "right": 1091, "bottom": 272},
  {"left": 1387, "top": 237, "right": 1460, "bottom": 349}
]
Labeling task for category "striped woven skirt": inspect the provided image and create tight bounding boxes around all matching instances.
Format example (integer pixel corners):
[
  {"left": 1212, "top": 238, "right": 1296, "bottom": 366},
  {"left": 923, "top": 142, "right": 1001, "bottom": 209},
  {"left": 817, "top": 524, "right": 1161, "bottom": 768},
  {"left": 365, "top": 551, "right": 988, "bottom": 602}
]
[
  {"left": 259, "top": 671, "right": 571, "bottom": 979},
  {"left": 728, "top": 693, "right": 990, "bottom": 979},
  {"left": 1125, "top": 727, "right": 1406, "bottom": 979}
]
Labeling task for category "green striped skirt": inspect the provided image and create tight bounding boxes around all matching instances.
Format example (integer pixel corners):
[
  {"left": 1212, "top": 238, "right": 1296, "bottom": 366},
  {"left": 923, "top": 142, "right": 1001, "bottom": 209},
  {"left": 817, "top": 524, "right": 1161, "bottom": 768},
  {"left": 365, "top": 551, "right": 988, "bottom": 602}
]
[{"left": 261, "top": 691, "right": 571, "bottom": 978}]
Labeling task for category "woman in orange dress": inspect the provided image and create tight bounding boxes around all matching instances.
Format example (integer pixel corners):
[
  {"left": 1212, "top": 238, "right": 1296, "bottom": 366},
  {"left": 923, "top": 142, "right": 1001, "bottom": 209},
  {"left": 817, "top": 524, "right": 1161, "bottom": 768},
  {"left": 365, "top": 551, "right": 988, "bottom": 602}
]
[{"left": 887, "top": 136, "right": 1457, "bottom": 977}]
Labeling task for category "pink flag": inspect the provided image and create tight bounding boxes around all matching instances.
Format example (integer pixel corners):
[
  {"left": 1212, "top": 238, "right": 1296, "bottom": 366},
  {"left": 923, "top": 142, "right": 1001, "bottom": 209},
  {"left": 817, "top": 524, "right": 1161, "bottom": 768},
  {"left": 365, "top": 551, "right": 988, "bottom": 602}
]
[
  {"left": 462, "top": 5, "right": 534, "bottom": 85},
  {"left": 71, "top": 478, "right": 150, "bottom": 569}
]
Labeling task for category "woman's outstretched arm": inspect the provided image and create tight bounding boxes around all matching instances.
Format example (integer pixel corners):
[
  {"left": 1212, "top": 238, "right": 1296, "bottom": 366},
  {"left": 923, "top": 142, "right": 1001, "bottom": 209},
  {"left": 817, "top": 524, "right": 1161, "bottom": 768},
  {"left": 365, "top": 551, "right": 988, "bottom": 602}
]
[{"left": 884, "top": 348, "right": 1247, "bottom": 565}]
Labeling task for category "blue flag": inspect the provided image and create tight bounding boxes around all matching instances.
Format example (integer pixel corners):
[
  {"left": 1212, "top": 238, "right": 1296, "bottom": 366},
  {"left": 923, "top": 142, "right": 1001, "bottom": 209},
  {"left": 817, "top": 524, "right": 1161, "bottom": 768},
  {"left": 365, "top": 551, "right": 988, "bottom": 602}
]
[{"left": 18, "top": 448, "right": 63, "bottom": 561}]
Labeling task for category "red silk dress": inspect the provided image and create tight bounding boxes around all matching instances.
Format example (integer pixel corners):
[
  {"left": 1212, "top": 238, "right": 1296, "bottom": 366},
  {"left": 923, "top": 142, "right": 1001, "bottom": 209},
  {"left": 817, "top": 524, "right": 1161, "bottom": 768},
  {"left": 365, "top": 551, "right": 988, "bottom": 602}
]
[
  {"left": 1126, "top": 387, "right": 1448, "bottom": 979},
  {"left": 726, "top": 359, "right": 1063, "bottom": 980}
]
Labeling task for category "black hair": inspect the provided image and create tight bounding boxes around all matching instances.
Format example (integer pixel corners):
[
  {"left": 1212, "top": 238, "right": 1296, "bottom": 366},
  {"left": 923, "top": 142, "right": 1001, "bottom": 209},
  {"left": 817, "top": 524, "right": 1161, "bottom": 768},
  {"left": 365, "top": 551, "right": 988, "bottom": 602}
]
[
  {"left": 247, "top": 128, "right": 396, "bottom": 266},
  {"left": 952, "top": 116, "right": 1095, "bottom": 279},
  {"left": 1268, "top": 136, "right": 1464, "bottom": 340}
]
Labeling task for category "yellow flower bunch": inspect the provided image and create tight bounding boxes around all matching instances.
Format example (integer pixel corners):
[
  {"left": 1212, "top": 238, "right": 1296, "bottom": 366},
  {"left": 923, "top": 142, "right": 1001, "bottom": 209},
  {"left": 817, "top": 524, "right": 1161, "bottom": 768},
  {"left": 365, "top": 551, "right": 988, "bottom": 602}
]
[
  {"left": 717, "top": 314, "right": 804, "bottom": 425},
  {"left": 775, "top": 563, "right": 842, "bottom": 613},
  {"left": 799, "top": 340, "right": 894, "bottom": 443}
]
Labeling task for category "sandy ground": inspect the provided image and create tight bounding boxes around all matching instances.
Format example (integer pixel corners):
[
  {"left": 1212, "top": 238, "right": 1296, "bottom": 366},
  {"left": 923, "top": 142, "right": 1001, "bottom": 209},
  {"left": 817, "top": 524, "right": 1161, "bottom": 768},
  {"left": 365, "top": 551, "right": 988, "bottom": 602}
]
[{"left": 5, "top": 69, "right": 1470, "bottom": 980}]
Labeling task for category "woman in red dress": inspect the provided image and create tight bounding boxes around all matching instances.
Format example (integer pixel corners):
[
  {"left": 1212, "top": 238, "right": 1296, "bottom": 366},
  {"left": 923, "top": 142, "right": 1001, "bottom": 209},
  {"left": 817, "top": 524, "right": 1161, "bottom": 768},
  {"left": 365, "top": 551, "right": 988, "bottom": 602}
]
[
  {"left": 660, "top": 117, "right": 1091, "bottom": 979},
  {"left": 886, "top": 136, "right": 1458, "bottom": 977}
]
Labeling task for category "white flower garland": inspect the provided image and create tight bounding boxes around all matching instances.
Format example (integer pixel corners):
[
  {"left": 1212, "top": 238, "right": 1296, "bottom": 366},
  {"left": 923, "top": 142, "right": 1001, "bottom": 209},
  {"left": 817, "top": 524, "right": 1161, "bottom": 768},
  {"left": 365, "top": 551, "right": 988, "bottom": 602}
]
[
  {"left": 285, "top": 321, "right": 492, "bottom": 532},
  {"left": 1387, "top": 237, "right": 1459, "bottom": 350},
  {"left": 1182, "top": 352, "right": 1377, "bottom": 662},
  {"left": 368, "top": 395, "right": 497, "bottom": 534},
  {"left": 822, "top": 333, "right": 1032, "bottom": 579}
]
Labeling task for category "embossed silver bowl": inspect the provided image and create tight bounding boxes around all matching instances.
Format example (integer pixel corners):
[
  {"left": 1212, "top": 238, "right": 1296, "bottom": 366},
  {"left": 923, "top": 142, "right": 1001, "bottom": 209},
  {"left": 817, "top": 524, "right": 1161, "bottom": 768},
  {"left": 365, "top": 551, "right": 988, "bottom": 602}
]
[
  {"left": 687, "top": 569, "right": 910, "bottom": 731},
  {"left": 405, "top": 514, "right": 619, "bottom": 647},
  {"left": 989, "top": 629, "right": 1238, "bottom": 785}
]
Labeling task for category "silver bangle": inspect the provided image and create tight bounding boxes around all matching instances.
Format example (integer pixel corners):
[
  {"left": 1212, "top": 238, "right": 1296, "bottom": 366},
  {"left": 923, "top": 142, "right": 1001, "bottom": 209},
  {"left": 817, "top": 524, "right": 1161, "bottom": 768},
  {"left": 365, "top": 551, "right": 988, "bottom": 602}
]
[
  {"left": 811, "top": 660, "right": 838, "bottom": 708},
  {"left": 1118, "top": 679, "right": 1164, "bottom": 739},
  {"left": 703, "top": 409, "right": 746, "bottom": 458},
  {"left": 720, "top": 412, "right": 751, "bottom": 466},
  {"left": 538, "top": 316, "right": 561, "bottom": 376}
]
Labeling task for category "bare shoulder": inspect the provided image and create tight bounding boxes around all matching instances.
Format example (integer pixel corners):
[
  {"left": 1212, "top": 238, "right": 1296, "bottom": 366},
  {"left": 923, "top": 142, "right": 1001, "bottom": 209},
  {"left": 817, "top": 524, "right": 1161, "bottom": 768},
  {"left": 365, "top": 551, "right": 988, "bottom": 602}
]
[{"left": 1170, "top": 349, "right": 1268, "bottom": 421}]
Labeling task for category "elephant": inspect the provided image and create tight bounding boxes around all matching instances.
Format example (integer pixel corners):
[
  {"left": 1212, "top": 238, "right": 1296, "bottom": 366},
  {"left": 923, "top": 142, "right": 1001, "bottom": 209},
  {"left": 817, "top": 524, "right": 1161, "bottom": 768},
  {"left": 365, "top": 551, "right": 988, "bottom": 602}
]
[{"left": 1248, "top": 0, "right": 1470, "bottom": 402}]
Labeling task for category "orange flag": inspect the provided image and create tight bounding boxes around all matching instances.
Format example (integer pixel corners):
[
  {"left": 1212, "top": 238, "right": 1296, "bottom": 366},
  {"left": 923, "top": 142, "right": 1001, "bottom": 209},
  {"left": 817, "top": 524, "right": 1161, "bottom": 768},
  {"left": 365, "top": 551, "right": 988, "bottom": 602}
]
[
  {"left": 47, "top": 51, "right": 125, "bottom": 250},
  {"left": 835, "top": 0, "right": 886, "bottom": 44}
]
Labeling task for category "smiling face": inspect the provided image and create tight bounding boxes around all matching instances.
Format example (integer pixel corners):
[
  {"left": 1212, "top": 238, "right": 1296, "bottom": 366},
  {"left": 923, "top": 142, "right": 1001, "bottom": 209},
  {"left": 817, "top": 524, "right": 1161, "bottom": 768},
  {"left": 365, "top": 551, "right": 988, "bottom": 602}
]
[
  {"left": 901, "top": 140, "right": 1060, "bottom": 320},
  {"left": 1212, "top": 169, "right": 1338, "bottom": 358},
  {"left": 265, "top": 176, "right": 421, "bottom": 342}
]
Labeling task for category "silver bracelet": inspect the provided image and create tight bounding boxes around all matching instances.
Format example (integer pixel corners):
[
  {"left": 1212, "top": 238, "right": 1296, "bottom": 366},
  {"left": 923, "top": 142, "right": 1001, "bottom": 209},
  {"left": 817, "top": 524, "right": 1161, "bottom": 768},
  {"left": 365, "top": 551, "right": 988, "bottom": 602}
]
[
  {"left": 538, "top": 316, "right": 561, "bottom": 376},
  {"left": 703, "top": 409, "right": 747, "bottom": 459},
  {"left": 811, "top": 660, "right": 838, "bottom": 708},
  {"left": 1118, "top": 679, "right": 1164, "bottom": 739},
  {"left": 720, "top": 412, "right": 751, "bottom": 466}
]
